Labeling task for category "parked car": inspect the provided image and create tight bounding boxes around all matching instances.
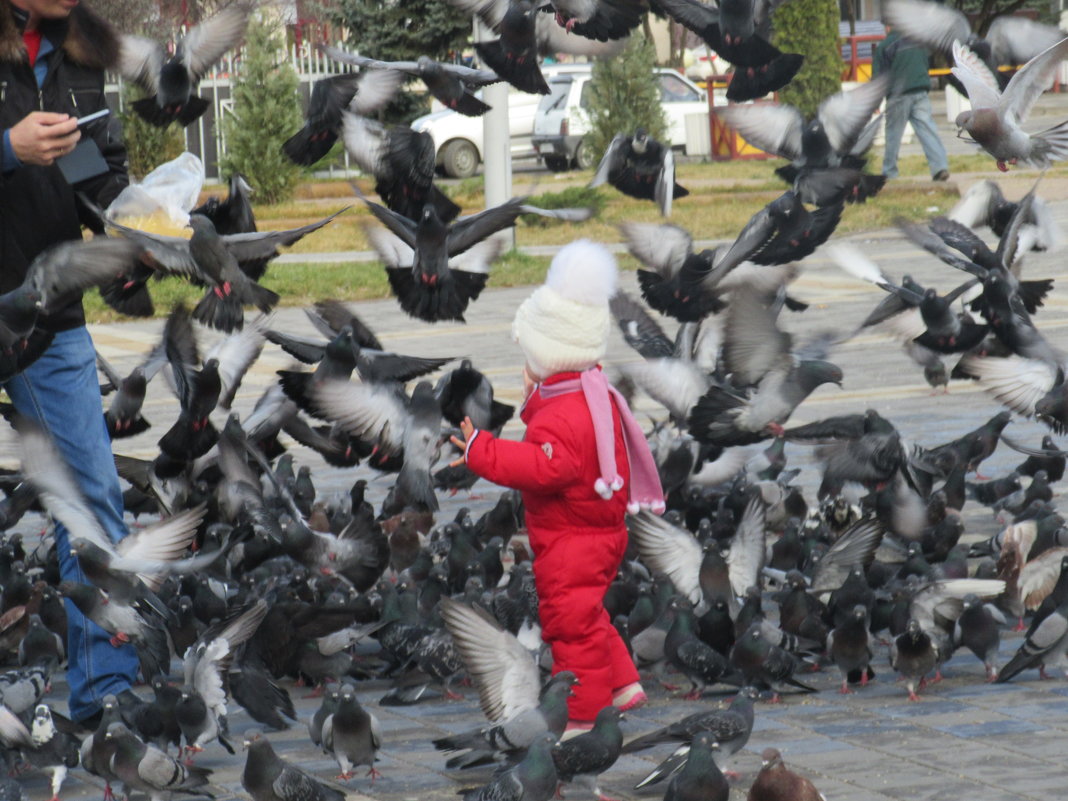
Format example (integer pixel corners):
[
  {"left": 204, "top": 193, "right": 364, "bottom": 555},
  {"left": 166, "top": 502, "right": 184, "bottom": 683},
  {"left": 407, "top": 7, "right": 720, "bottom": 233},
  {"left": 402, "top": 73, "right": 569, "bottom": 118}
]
[
  {"left": 410, "top": 64, "right": 591, "bottom": 178},
  {"left": 531, "top": 68, "right": 721, "bottom": 171}
]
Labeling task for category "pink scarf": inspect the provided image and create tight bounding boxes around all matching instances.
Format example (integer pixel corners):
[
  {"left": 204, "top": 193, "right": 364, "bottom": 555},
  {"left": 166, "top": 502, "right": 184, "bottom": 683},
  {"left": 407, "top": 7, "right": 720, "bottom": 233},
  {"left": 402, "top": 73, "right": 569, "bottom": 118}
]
[{"left": 536, "top": 368, "right": 665, "bottom": 515}]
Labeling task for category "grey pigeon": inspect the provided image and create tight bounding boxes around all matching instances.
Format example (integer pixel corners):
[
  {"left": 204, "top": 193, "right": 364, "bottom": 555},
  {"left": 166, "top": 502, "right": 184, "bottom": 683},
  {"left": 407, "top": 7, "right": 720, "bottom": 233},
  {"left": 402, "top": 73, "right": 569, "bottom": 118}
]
[
  {"left": 459, "top": 733, "right": 559, "bottom": 801},
  {"left": 322, "top": 685, "right": 382, "bottom": 781},
  {"left": 242, "top": 728, "right": 345, "bottom": 801},
  {"left": 996, "top": 597, "right": 1068, "bottom": 682},
  {"left": 434, "top": 671, "right": 576, "bottom": 769},
  {"left": 106, "top": 721, "right": 212, "bottom": 801},
  {"left": 952, "top": 37, "right": 1068, "bottom": 171}
]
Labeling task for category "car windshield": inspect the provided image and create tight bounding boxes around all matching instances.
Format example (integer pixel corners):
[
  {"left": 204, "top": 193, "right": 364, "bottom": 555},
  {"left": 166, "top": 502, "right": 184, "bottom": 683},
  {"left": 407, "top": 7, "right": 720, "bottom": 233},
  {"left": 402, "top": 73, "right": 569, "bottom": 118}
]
[{"left": 538, "top": 79, "right": 572, "bottom": 113}]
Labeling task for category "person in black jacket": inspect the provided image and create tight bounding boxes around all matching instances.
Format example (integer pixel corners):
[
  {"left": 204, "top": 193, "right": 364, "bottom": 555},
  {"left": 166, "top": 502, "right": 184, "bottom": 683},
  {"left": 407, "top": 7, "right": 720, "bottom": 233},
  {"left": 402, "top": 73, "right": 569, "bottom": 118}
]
[{"left": 0, "top": 0, "right": 138, "bottom": 726}]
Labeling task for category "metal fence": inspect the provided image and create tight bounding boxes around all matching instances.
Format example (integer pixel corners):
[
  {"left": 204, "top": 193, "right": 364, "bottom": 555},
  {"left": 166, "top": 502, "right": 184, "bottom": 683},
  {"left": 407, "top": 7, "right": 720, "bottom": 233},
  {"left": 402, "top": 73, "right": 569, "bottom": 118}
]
[{"left": 105, "top": 43, "right": 361, "bottom": 182}]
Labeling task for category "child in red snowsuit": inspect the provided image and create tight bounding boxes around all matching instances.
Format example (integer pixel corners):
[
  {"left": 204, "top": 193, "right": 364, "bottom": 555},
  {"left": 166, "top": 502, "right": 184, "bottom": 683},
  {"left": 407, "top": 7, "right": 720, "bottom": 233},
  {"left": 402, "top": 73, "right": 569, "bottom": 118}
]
[{"left": 453, "top": 240, "right": 665, "bottom": 731}]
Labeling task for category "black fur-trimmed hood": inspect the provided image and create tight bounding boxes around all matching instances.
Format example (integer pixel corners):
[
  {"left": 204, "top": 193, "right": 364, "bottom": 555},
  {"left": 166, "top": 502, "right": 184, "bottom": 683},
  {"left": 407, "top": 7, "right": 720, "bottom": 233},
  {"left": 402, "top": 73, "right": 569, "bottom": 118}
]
[{"left": 0, "top": 3, "right": 119, "bottom": 70}]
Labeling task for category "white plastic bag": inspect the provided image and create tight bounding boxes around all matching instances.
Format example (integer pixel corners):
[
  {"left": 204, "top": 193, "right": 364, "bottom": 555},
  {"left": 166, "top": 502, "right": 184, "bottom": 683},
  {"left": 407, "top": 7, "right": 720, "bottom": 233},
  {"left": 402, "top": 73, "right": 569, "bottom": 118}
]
[{"left": 106, "top": 151, "right": 206, "bottom": 233}]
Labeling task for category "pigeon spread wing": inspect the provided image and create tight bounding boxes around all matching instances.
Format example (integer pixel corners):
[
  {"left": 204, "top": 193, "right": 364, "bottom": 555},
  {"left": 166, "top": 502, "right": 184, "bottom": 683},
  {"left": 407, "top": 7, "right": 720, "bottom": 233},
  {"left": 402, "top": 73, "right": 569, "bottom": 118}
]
[
  {"left": 628, "top": 512, "right": 702, "bottom": 604},
  {"left": 726, "top": 497, "right": 767, "bottom": 597},
  {"left": 718, "top": 104, "right": 804, "bottom": 161},
  {"left": 439, "top": 598, "right": 541, "bottom": 722},
  {"left": 998, "top": 37, "right": 1068, "bottom": 125},
  {"left": 951, "top": 41, "right": 1002, "bottom": 110}
]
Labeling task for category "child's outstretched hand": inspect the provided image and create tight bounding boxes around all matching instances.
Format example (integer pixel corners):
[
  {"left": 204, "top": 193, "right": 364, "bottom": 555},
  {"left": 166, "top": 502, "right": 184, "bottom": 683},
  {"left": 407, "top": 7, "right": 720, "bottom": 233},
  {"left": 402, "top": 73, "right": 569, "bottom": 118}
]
[{"left": 449, "top": 416, "right": 476, "bottom": 467}]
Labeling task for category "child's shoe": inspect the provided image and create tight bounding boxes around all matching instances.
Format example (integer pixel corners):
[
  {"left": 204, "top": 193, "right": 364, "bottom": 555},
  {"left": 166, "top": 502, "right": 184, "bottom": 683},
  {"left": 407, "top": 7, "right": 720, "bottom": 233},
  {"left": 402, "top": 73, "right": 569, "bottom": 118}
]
[
  {"left": 612, "top": 682, "right": 648, "bottom": 711},
  {"left": 561, "top": 720, "right": 594, "bottom": 740}
]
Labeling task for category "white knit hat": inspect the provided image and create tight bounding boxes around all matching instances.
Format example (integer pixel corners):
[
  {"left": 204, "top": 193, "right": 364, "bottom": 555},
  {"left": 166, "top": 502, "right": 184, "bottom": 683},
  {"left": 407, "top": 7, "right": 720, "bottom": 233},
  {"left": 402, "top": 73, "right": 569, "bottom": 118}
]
[{"left": 512, "top": 239, "right": 619, "bottom": 380}]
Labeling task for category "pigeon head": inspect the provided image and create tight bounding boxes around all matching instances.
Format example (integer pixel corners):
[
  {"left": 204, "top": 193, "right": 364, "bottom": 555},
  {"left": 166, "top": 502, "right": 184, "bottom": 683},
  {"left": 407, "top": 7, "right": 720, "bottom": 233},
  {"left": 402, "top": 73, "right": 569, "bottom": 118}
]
[
  {"left": 955, "top": 110, "right": 974, "bottom": 134},
  {"left": 631, "top": 128, "right": 649, "bottom": 153},
  {"left": 850, "top": 604, "right": 867, "bottom": 622},
  {"left": 760, "top": 747, "right": 783, "bottom": 767},
  {"left": 905, "top": 618, "right": 923, "bottom": 637},
  {"left": 188, "top": 214, "right": 218, "bottom": 235},
  {"left": 961, "top": 594, "right": 980, "bottom": 611},
  {"left": 798, "top": 359, "right": 844, "bottom": 390},
  {"left": 242, "top": 728, "right": 264, "bottom": 748}
]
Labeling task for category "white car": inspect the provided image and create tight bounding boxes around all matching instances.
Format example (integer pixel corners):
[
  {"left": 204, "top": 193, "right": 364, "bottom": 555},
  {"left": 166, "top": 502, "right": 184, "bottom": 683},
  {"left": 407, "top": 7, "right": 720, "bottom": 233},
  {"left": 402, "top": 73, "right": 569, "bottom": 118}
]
[
  {"left": 410, "top": 64, "right": 591, "bottom": 178},
  {"left": 532, "top": 68, "right": 721, "bottom": 170}
]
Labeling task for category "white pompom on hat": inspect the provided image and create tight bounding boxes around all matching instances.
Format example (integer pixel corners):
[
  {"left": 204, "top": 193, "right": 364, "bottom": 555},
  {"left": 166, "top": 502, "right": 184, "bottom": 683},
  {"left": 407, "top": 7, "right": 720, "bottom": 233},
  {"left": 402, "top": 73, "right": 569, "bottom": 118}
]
[{"left": 512, "top": 239, "right": 619, "bottom": 379}]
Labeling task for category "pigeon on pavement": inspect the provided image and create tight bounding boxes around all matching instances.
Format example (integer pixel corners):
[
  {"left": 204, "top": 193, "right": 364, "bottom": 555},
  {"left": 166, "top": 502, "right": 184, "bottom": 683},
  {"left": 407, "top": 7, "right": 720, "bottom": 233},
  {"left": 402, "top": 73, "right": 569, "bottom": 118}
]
[{"left": 242, "top": 728, "right": 346, "bottom": 801}]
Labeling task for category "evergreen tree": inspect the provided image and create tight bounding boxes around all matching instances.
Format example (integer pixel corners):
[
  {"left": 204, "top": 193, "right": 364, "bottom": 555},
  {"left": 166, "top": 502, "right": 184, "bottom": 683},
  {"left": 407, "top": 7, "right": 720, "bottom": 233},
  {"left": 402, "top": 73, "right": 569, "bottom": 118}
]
[
  {"left": 220, "top": 14, "right": 304, "bottom": 204},
  {"left": 772, "top": 0, "right": 841, "bottom": 118},
  {"left": 330, "top": 0, "right": 472, "bottom": 124},
  {"left": 119, "top": 84, "right": 186, "bottom": 180},
  {"left": 585, "top": 35, "right": 667, "bottom": 159}
]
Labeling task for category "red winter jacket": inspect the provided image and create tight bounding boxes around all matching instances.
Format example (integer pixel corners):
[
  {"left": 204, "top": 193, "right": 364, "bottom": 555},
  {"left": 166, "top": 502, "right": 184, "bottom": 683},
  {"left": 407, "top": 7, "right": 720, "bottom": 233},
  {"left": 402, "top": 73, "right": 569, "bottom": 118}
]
[{"left": 464, "top": 370, "right": 630, "bottom": 548}]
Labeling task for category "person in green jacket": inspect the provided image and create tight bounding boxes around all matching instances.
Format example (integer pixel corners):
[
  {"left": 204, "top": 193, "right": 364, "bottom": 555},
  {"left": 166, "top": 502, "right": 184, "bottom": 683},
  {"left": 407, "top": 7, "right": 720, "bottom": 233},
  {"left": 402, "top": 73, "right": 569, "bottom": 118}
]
[{"left": 873, "top": 26, "right": 950, "bottom": 181}]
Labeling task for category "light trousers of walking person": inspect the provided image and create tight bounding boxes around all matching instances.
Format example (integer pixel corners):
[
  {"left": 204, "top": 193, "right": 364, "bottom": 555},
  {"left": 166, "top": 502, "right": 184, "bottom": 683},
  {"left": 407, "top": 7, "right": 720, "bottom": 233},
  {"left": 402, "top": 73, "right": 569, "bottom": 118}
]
[{"left": 882, "top": 91, "right": 949, "bottom": 179}]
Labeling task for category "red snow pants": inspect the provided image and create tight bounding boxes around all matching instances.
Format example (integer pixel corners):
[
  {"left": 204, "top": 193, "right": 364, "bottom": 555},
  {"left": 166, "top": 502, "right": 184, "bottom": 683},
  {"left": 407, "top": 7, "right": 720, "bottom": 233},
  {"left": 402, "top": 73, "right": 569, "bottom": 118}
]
[{"left": 532, "top": 524, "right": 639, "bottom": 721}]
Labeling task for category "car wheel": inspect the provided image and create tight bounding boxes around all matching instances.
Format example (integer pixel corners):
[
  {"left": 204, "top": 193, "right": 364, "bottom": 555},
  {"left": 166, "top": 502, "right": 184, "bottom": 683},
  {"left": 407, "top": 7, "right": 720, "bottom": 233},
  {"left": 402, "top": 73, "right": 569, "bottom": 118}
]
[
  {"left": 573, "top": 138, "right": 597, "bottom": 170},
  {"left": 543, "top": 155, "right": 569, "bottom": 172},
  {"left": 441, "top": 139, "right": 479, "bottom": 178}
]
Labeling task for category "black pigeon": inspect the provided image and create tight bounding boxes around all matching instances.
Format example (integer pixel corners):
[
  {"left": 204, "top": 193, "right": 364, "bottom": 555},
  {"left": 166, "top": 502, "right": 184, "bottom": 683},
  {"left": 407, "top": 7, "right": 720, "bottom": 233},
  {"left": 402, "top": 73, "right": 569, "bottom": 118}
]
[
  {"left": 243, "top": 728, "right": 345, "bottom": 801},
  {"left": 826, "top": 604, "right": 874, "bottom": 693},
  {"left": 435, "top": 359, "right": 514, "bottom": 431},
  {"left": 363, "top": 195, "right": 589, "bottom": 322},
  {"left": 729, "top": 623, "right": 817, "bottom": 698},
  {"left": 953, "top": 594, "right": 1003, "bottom": 681},
  {"left": 542, "top": 0, "right": 646, "bottom": 41},
  {"left": 651, "top": 0, "right": 802, "bottom": 101},
  {"left": 284, "top": 68, "right": 403, "bottom": 166},
  {"left": 100, "top": 208, "right": 346, "bottom": 332},
  {"left": 230, "top": 661, "right": 297, "bottom": 731},
  {"left": 119, "top": 2, "right": 253, "bottom": 126},
  {"left": 342, "top": 114, "right": 461, "bottom": 223},
  {"left": 590, "top": 129, "right": 688, "bottom": 217},
  {"left": 721, "top": 76, "right": 890, "bottom": 206},
  {"left": 449, "top": 0, "right": 552, "bottom": 94},
  {"left": 616, "top": 224, "right": 725, "bottom": 322},
  {"left": 460, "top": 733, "right": 559, "bottom": 801},
  {"left": 663, "top": 732, "right": 729, "bottom": 801},
  {"left": 551, "top": 706, "right": 624, "bottom": 801},
  {"left": 324, "top": 49, "right": 500, "bottom": 116},
  {"left": 158, "top": 353, "right": 221, "bottom": 463},
  {"left": 890, "top": 618, "right": 938, "bottom": 701}
]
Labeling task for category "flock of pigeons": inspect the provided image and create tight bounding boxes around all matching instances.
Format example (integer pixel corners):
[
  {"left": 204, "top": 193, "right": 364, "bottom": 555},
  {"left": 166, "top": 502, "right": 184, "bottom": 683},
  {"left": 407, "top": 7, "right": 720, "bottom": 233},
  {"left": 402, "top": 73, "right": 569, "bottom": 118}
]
[{"left": 6, "top": 0, "right": 1068, "bottom": 800}]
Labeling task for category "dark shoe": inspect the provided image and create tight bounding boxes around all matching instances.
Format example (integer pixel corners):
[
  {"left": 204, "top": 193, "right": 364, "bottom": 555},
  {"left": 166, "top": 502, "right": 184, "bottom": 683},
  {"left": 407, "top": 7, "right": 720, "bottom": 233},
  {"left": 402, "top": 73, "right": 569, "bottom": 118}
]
[{"left": 933, "top": 170, "right": 950, "bottom": 182}]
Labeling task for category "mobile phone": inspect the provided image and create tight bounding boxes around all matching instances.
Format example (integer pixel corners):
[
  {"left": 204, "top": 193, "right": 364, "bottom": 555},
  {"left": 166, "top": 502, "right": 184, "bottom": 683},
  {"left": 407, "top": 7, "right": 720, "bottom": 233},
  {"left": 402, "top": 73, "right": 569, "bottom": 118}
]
[{"left": 75, "top": 108, "right": 110, "bottom": 127}]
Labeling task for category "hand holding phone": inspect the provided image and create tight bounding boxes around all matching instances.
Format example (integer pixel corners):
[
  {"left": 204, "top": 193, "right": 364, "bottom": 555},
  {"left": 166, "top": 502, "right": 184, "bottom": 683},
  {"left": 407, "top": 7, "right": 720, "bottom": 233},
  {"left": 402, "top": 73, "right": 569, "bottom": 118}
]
[
  {"left": 8, "top": 111, "right": 80, "bottom": 166},
  {"left": 76, "top": 108, "right": 110, "bottom": 127}
]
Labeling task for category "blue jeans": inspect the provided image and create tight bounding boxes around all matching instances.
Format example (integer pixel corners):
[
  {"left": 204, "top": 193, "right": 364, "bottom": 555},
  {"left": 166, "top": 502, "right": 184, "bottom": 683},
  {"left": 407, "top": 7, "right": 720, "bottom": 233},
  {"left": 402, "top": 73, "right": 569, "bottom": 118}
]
[
  {"left": 5, "top": 326, "right": 138, "bottom": 721},
  {"left": 882, "top": 92, "right": 949, "bottom": 179}
]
